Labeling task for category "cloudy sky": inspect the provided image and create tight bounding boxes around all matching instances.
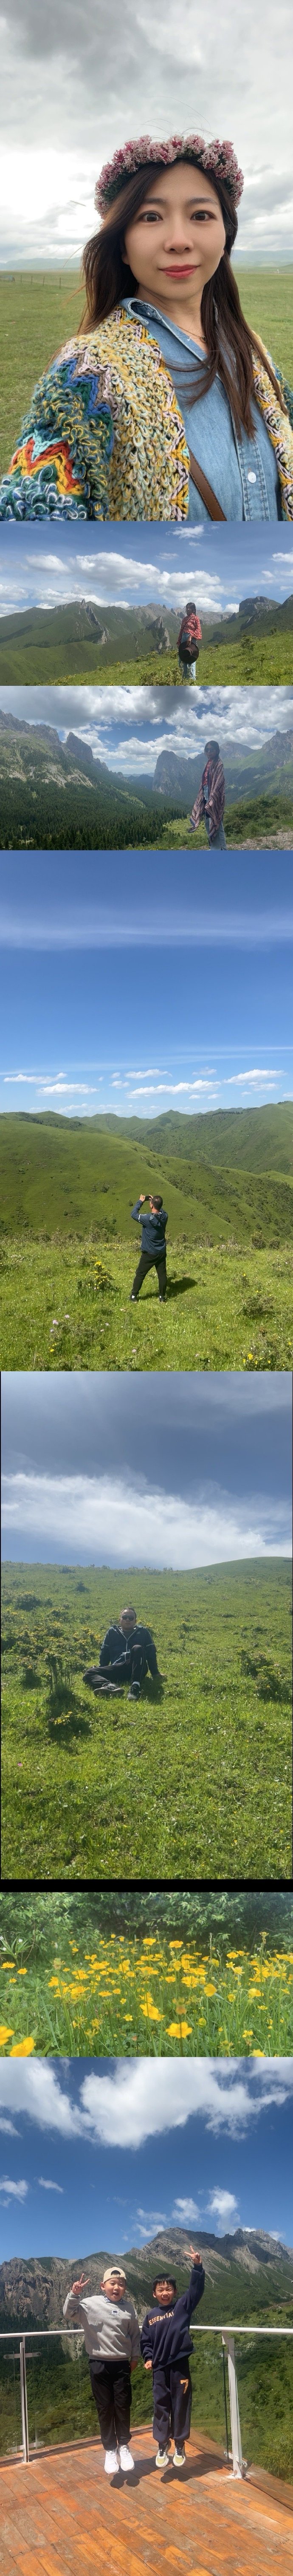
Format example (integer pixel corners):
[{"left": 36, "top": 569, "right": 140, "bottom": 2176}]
[
  {"left": 0, "top": 849, "right": 293, "bottom": 1116},
  {"left": 1, "top": 2, "right": 292, "bottom": 264},
  {"left": 1, "top": 684, "right": 293, "bottom": 773},
  {"left": 0, "top": 2056, "right": 292, "bottom": 2260},
  {"left": 1, "top": 1370, "right": 291, "bottom": 1567},
  {"left": 0, "top": 525, "right": 293, "bottom": 624}
]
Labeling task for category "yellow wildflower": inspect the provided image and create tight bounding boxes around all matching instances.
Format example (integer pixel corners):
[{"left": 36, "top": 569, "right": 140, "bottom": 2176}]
[
  {"left": 0, "top": 2025, "right": 14, "bottom": 2042},
  {"left": 167, "top": 2021, "right": 192, "bottom": 2039},
  {"left": 204, "top": 1984, "right": 217, "bottom": 1997},
  {"left": 9, "top": 2038, "right": 35, "bottom": 2056},
  {"left": 140, "top": 1997, "right": 162, "bottom": 2021}
]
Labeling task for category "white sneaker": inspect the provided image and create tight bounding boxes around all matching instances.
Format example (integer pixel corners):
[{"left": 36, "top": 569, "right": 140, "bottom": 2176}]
[
  {"left": 173, "top": 2444, "right": 186, "bottom": 2466},
  {"left": 104, "top": 2449, "right": 119, "bottom": 2476},
  {"left": 119, "top": 2445, "right": 135, "bottom": 2472},
  {"left": 155, "top": 2445, "right": 171, "bottom": 2467}
]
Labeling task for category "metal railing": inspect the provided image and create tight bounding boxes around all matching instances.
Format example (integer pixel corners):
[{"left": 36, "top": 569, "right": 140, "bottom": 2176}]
[{"left": 0, "top": 2325, "right": 293, "bottom": 2482}]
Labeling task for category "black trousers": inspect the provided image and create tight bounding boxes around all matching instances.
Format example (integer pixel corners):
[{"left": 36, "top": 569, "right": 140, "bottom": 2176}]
[
  {"left": 131, "top": 1249, "right": 167, "bottom": 1299},
  {"left": 152, "top": 2363, "right": 192, "bottom": 2445},
  {"left": 104, "top": 1643, "right": 148, "bottom": 1685},
  {"left": 89, "top": 2358, "right": 132, "bottom": 2449}
]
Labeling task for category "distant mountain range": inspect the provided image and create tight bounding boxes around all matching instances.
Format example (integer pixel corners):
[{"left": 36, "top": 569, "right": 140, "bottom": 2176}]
[
  {"left": 1, "top": 706, "right": 293, "bottom": 812},
  {"left": 0, "top": 591, "right": 293, "bottom": 682},
  {"left": 1, "top": 2230, "right": 293, "bottom": 2335}
]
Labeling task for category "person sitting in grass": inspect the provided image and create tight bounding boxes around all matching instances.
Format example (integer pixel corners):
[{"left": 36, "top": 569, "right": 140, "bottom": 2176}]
[
  {"left": 177, "top": 600, "right": 202, "bottom": 684},
  {"left": 190, "top": 738, "right": 226, "bottom": 846},
  {"left": 63, "top": 2265, "right": 140, "bottom": 2479},
  {"left": 84, "top": 1602, "right": 161, "bottom": 1700},
  {"left": 130, "top": 1192, "right": 168, "bottom": 1302},
  {"left": 141, "top": 2244, "right": 205, "bottom": 2469}
]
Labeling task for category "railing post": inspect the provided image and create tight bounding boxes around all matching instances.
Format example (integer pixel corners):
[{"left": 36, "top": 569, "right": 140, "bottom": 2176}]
[
  {"left": 20, "top": 2338, "right": 29, "bottom": 2465},
  {"left": 222, "top": 2335, "right": 245, "bottom": 2478}
]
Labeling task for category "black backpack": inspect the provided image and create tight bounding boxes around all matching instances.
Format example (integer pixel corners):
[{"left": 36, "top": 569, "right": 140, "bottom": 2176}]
[{"left": 179, "top": 634, "right": 200, "bottom": 664}]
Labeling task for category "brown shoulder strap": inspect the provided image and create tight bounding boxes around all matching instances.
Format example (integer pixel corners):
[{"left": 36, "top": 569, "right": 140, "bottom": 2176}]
[{"left": 188, "top": 446, "right": 226, "bottom": 521}]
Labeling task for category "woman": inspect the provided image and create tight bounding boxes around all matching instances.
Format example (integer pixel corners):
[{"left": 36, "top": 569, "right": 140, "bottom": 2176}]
[
  {"left": 1, "top": 132, "right": 293, "bottom": 522},
  {"left": 190, "top": 738, "right": 226, "bottom": 846},
  {"left": 177, "top": 599, "right": 202, "bottom": 683}
]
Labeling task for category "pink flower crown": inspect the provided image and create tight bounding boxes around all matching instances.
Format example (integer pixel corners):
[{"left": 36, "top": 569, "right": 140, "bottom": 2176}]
[{"left": 95, "top": 133, "right": 244, "bottom": 219}]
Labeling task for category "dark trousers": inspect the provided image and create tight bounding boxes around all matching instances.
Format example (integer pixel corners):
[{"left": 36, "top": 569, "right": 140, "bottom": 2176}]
[
  {"left": 152, "top": 2363, "right": 192, "bottom": 2446},
  {"left": 90, "top": 2358, "right": 132, "bottom": 2450},
  {"left": 204, "top": 818, "right": 227, "bottom": 847},
  {"left": 131, "top": 1250, "right": 167, "bottom": 1299},
  {"left": 104, "top": 1642, "right": 148, "bottom": 1686}
]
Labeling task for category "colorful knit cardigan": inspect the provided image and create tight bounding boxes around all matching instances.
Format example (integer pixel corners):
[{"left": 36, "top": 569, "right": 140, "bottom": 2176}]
[{"left": 1, "top": 307, "right": 293, "bottom": 520}]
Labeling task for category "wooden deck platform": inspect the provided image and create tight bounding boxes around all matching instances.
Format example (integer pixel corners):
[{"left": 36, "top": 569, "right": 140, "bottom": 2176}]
[{"left": 0, "top": 2428, "right": 292, "bottom": 2576}]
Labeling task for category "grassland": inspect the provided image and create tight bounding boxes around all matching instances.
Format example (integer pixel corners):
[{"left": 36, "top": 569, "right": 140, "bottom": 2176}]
[
  {"left": 147, "top": 793, "right": 293, "bottom": 850},
  {"left": 0, "top": 264, "right": 292, "bottom": 480},
  {"left": 1, "top": 1234, "right": 293, "bottom": 1373},
  {"left": 1, "top": 1559, "right": 291, "bottom": 1883},
  {"left": 59, "top": 631, "right": 293, "bottom": 688}
]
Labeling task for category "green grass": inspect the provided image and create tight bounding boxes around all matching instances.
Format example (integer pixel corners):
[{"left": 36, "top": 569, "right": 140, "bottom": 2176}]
[
  {"left": 0, "top": 263, "right": 292, "bottom": 479},
  {"left": 1, "top": 1559, "right": 291, "bottom": 1883},
  {"left": 149, "top": 793, "right": 293, "bottom": 849},
  {"left": 58, "top": 631, "right": 293, "bottom": 688},
  {"left": 0, "top": 270, "right": 84, "bottom": 477},
  {"left": 1, "top": 1235, "right": 293, "bottom": 1372}
]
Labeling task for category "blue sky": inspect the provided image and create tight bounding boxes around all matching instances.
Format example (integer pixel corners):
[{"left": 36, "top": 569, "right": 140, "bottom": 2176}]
[
  {"left": 2, "top": 1371, "right": 291, "bottom": 1565},
  {"left": 0, "top": 524, "right": 293, "bottom": 624},
  {"left": 0, "top": 683, "right": 293, "bottom": 773},
  {"left": 0, "top": 2059, "right": 292, "bottom": 2261},
  {"left": 1, "top": 851, "right": 293, "bottom": 1116},
  {"left": 1, "top": 1, "right": 292, "bottom": 265}
]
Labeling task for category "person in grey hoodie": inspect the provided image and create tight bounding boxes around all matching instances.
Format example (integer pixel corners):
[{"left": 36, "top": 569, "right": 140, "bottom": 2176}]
[{"left": 63, "top": 2264, "right": 141, "bottom": 2477}]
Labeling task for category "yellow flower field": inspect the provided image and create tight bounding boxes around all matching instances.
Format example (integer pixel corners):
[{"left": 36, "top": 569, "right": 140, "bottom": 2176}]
[{"left": 0, "top": 1932, "right": 293, "bottom": 2056}]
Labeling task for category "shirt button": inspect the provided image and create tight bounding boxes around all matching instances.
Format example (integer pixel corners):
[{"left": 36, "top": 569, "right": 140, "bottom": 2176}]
[{"left": 247, "top": 471, "right": 256, "bottom": 483}]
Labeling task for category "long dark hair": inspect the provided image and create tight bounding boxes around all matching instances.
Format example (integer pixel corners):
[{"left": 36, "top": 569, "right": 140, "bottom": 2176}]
[{"left": 79, "top": 159, "right": 285, "bottom": 438}]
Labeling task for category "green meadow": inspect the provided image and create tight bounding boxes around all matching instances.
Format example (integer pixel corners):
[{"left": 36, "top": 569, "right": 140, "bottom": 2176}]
[
  {"left": 1, "top": 1235, "right": 293, "bottom": 1374},
  {"left": 63, "top": 633, "right": 293, "bottom": 686},
  {"left": 1, "top": 637, "right": 292, "bottom": 690},
  {"left": 0, "top": 264, "right": 292, "bottom": 479},
  {"left": 1, "top": 1559, "right": 291, "bottom": 1883},
  {"left": 0, "top": 1113, "right": 293, "bottom": 1372}
]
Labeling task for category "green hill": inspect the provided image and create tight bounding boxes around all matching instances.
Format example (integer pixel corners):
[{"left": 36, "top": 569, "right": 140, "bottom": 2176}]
[
  {"left": 95, "top": 1101, "right": 293, "bottom": 1175},
  {"left": 0, "top": 592, "right": 292, "bottom": 686},
  {"left": 1, "top": 1107, "right": 293, "bottom": 1243}
]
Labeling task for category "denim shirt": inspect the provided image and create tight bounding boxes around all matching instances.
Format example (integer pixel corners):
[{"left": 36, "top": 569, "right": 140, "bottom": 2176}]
[{"left": 123, "top": 297, "right": 282, "bottom": 522}]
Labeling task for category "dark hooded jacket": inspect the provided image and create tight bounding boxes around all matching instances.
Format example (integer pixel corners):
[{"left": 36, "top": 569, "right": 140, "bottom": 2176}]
[{"left": 99, "top": 1622, "right": 158, "bottom": 1675}]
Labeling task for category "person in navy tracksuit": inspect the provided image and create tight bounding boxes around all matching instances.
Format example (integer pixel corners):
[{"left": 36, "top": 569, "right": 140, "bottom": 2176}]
[{"left": 140, "top": 2244, "right": 205, "bottom": 2468}]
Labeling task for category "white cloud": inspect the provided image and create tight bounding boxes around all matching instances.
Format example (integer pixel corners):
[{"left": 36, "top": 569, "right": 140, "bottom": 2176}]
[
  {"left": 79, "top": 2059, "right": 293, "bottom": 2148},
  {"left": 205, "top": 2188, "right": 239, "bottom": 2229},
  {"left": 0, "top": 2059, "right": 293, "bottom": 2153},
  {"left": 37, "top": 2176, "right": 64, "bottom": 2191},
  {"left": 0, "top": 2176, "right": 28, "bottom": 2201},
  {"left": 0, "top": 2117, "right": 17, "bottom": 2134},
  {"left": 2, "top": 1469, "right": 290, "bottom": 1567},
  {"left": 0, "top": 2062, "right": 92, "bottom": 2138},
  {"left": 172, "top": 2197, "right": 200, "bottom": 2223}
]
